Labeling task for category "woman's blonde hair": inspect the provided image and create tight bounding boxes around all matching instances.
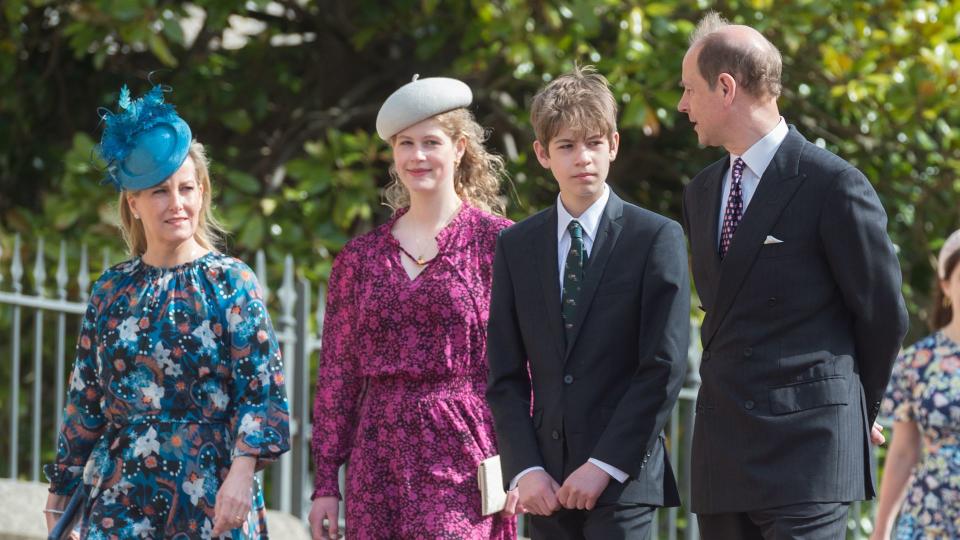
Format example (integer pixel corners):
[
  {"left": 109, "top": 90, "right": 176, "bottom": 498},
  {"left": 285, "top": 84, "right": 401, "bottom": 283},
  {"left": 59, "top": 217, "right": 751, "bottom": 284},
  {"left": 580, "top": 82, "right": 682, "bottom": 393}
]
[
  {"left": 118, "top": 141, "right": 226, "bottom": 257},
  {"left": 383, "top": 108, "right": 507, "bottom": 215}
]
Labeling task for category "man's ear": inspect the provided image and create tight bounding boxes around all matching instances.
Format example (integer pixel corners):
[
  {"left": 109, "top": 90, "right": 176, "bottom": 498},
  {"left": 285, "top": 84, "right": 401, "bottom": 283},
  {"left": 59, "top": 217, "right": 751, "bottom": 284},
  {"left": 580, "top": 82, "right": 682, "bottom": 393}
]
[
  {"left": 533, "top": 140, "right": 551, "bottom": 169},
  {"left": 718, "top": 73, "right": 737, "bottom": 106},
  {"left": 608, "top": 132, "right": 620, "bottom": 161}
]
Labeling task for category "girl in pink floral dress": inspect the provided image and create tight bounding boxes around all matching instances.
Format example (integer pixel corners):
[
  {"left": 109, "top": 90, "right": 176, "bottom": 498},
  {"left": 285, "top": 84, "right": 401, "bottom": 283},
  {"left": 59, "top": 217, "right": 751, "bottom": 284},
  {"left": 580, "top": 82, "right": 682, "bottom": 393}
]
[{"left": 309, "top": 77, "right": 517, "bottom": 539}]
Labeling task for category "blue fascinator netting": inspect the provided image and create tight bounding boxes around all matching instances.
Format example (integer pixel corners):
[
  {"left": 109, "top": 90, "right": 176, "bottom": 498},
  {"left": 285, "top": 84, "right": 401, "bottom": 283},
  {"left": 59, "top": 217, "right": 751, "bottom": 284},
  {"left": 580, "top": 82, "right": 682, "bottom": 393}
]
[{"left": 96, "top": 84, "right": 192, "bottom": 191}]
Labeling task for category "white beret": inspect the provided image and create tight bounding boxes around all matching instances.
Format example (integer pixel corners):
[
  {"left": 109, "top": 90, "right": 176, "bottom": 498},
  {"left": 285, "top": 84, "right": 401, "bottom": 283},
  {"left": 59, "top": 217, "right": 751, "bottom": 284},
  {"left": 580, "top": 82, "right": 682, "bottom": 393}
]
[
  {"left": 376, "top": 75, "right": 472, "bottom": 140},
  {"left": 939, "top": 229, "right": 960, "bottom": 278}
]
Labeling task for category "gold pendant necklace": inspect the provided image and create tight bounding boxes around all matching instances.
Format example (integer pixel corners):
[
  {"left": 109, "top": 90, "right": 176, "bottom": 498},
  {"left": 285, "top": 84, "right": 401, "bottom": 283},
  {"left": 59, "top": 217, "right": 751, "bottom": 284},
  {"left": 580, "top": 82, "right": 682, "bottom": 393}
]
[
  {"left": 396, "top": 201, "right": 463, "bottom": 266},
  {"left": 397, "top": 244, "right": 431, "bottom": 266}
]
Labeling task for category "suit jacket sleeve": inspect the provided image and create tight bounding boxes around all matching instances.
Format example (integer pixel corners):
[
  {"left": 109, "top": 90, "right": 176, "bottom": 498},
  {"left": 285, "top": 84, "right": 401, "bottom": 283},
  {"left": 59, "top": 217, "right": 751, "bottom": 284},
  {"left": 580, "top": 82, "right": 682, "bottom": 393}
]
[
  {"left": 591, "top": 220, "right": 690, "bottom": 475},
  {"left": 485, "top": 233, "right": 544, "bottom": 489},
  {"left": 818, "top": 168, "right": 908, "bottom": 424}
]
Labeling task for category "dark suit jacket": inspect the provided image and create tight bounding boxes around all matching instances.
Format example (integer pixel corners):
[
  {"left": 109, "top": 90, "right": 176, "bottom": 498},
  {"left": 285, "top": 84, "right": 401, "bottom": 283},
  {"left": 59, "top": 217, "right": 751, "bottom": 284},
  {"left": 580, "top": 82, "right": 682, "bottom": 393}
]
[
  {"left": 682, "top": 126, "right": 909, "bottom": 514},
  {"left": 486, "top": 190, "right": 689, "bottom": 506}
]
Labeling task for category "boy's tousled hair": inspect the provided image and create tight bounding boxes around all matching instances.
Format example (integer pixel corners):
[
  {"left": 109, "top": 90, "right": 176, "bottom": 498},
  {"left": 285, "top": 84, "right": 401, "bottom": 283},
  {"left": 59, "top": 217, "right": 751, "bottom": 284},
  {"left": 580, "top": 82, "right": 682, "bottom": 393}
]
[{"left": 529, "top": 64, "right": 617, "bottom": 152}]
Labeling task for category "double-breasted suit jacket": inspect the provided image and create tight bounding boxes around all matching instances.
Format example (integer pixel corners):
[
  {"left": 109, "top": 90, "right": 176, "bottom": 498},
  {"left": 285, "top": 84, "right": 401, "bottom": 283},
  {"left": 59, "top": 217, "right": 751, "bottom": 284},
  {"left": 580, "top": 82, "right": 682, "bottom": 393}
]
[
  {"left": 486, "top": 191, "right": 689, "bottom": 506},
  {"left": 682, "top": 126, "right": 909, "bottom": 514}
]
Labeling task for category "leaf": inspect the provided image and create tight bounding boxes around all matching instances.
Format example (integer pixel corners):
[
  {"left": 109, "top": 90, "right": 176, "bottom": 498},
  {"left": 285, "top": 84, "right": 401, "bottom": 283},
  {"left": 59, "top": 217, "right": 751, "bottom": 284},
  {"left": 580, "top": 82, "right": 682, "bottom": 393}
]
[
  {"left": 109, "top": 0, "right": 145, "bottom": 22},
  {"left": 147, "top": 33, "right": 178, "bottom": 67},
  {"left": 53, "top": 207, "right": 81, "bottom": 231},
  {"left": 221, "top": 109, "right": 252, "bottom": 134},
  {"left": 162, "top": 17, "right": 185, "bottom": 46},
  {"left": 260, "top": 198, "right": 277, "bottom": 216},
  {"left": 3, "top": 0, "right": 25, "bottom": 24},
  {"left": 238, "top": 215, "right": 264, "bottom": 249},
  {"left": 225, "top": 171, "right": 261, "bottom": 195}
]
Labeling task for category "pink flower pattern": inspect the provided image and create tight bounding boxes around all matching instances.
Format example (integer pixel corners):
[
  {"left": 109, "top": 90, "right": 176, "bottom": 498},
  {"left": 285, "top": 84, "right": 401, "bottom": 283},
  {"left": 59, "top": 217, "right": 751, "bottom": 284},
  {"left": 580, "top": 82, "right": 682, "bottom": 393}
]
[
  {"left": 311, "top": 204, "right": 516, "bottom": 539},
  {"left": 882, "top": 331, "right": 960, "bottom": 538}
]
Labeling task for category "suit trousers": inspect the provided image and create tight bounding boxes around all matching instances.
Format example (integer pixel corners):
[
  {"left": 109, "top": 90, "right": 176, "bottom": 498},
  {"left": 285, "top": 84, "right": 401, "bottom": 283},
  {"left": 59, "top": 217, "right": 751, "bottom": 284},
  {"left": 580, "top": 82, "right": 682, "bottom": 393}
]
[
  {"left": 529, "top": 503, "right": 655, "bottom": 540},
  {"left": 697, "top": 502, "right": 850, "bottom": 540}
]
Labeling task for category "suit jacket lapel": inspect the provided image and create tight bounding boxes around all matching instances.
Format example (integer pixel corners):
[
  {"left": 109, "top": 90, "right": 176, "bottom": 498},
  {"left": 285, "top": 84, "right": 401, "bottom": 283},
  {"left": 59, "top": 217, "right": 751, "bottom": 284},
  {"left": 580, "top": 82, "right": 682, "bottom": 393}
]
[
  {"left": 702, "top": 128, "right": 808, "bottom": 348},
  {"left": 692, "top": 161, "right": 726, "bottom": 311},
  {"left": 564, "top": 192, "right": 624, "bottom": 362},
  {"left": 535, "top": 207, "right": 566, "bottom": 360}
]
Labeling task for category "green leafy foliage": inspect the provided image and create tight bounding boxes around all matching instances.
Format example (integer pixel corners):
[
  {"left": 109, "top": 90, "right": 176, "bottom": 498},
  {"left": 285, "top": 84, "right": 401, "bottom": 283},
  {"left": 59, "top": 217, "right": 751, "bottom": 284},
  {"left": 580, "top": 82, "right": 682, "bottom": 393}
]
[{"left": 1, "top": 0, "right": 958, "bottom": 340}]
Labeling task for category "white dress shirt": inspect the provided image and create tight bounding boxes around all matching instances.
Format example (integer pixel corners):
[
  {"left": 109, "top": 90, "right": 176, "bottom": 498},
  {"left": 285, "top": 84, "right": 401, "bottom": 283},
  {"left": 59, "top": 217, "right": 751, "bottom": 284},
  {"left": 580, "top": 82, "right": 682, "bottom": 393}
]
[
  {"left": 716, "top": 118, "right": 789, "bottom": 245},
  {"left": 555, "top": 185, "right": 609, "bottom": 292},
  {"left": 510, "top": 184, "right": 629, "bottom": 489}
]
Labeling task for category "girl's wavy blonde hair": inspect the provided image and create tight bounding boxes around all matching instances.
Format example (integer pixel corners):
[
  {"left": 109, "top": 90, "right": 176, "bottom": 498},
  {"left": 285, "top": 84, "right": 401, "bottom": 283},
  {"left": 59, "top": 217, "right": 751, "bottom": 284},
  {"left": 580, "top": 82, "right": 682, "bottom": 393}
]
[
  {"left": 383, "top": 108, "right": 507, "bottom": 215},
  {"left": 118, "top": 141, "right": 226, "bottom": 257}
]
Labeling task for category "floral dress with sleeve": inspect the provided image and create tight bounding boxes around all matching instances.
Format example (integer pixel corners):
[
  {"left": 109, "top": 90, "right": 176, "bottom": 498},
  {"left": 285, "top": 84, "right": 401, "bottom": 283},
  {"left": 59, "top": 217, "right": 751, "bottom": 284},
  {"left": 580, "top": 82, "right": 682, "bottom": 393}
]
[
  {"left": 881, "top": 330, "right": 960, "bottom": 539},
  {"left": 44, "top": 252, "right": 290, "bottom": 539},
  {"left": 311, "top": 203, "right": 516, "bottom": 539}
]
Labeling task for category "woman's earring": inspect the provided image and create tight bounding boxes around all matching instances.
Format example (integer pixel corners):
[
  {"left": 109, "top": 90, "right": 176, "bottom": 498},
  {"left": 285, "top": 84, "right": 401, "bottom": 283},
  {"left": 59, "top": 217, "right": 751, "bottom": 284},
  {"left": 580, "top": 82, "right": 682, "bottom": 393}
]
[
  {"left": 133, "top": 213, "right": 141, "bottom": 220},
  {"left": 944, "top": 295, "right": 952, "bottom": 308}
]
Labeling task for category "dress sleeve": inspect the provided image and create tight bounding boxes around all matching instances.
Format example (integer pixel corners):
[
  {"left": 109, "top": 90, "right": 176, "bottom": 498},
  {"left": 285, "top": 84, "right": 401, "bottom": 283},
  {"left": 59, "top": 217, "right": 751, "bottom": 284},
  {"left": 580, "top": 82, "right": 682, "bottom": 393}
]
[
  {"left": 227, "top": 265, "right": 291, "bottom": 464},
  {"left": 881, "top": 343, "right": 923, "bottom": 422},
  {"left": 44, "top": 295, "right": 108, "bottom": 494},
  {"left": 311, "top": 246, "right": 365, "bottom": 499}
]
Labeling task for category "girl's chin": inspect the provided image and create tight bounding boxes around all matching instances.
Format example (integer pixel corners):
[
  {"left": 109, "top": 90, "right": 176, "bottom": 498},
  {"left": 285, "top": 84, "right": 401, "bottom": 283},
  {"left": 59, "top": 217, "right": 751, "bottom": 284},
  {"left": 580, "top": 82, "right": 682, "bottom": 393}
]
[{"left": 402, "top": 179, "right": 443, "bottom": 191}]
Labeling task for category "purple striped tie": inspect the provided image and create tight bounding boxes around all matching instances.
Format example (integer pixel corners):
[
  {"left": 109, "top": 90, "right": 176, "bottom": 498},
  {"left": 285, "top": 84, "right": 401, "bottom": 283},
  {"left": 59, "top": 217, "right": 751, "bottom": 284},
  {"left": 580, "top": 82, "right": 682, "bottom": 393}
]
[{"left": 719, "top": 157, "right": 746, "bottom": 259}]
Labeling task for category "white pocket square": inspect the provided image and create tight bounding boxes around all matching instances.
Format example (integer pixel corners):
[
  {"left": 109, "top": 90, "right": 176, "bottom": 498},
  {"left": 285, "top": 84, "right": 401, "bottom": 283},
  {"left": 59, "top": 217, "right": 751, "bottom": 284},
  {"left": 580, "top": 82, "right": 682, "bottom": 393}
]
[{"left": 764, "top": 235, "right": 784, "bottom": 245}]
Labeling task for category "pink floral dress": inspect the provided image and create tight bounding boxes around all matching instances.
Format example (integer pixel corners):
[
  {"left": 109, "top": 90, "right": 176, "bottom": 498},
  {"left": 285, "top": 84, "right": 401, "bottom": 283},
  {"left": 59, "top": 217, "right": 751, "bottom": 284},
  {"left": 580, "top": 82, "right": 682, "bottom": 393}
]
[{"left": 311, "top": 203, "right": 516, "bottom": 539}]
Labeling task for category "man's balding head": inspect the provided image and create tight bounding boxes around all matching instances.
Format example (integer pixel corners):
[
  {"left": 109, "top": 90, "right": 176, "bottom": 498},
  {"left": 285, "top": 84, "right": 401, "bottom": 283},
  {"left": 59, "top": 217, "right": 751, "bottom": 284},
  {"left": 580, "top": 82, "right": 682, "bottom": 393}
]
[{"left": 688, "top": 12, "right": 782, "bottom": 99}]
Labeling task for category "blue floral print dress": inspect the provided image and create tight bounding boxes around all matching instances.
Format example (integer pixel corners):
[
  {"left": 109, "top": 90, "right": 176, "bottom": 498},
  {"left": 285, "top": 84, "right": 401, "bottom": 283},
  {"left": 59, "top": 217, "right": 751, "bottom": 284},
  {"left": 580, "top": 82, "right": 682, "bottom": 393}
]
[
  {"left": 44, "top": 252, "right": 290, "bottom": 539},
  {"left": 882, "top": 331, "right": 960, "bottom": 539}
]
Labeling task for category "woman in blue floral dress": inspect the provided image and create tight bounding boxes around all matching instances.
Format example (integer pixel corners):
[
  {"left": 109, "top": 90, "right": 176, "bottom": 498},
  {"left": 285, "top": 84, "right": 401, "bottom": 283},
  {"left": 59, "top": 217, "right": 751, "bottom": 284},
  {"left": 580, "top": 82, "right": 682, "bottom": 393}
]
[
  {"left": 43, "top": 85, "right": 289, "bottom": 539},
  {"left": 872, "top": 230, "right": 960, "bottom": 540}
]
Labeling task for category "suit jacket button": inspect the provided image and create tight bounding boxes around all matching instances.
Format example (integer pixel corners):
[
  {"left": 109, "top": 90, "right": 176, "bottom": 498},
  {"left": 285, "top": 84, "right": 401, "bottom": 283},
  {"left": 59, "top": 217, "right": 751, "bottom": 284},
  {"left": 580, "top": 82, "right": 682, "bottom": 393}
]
[
  {"left": 702, "top": 351, "right": 711, "bottom": 360},
  {"left": 744, "top": 400, "right": 755, "bottom": 410},
  {"left": 551, "top": 430, "right": 560, "bottom": 440},
  {"left": 563, "top": 374, "right": 574, "bottom": 384},
  {"left": 767, "top": 297, "right": 777, "bottom": 306},
  {"left": 743, "top": 347, "right": 753, "bottom": 357}
]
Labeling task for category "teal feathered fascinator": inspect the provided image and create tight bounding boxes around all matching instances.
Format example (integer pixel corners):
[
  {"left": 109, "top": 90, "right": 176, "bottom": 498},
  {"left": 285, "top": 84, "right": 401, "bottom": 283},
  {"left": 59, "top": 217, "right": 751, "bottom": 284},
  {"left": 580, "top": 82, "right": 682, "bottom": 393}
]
[{"left": 96, "top": 84, "right": 192, "bottom": 191}]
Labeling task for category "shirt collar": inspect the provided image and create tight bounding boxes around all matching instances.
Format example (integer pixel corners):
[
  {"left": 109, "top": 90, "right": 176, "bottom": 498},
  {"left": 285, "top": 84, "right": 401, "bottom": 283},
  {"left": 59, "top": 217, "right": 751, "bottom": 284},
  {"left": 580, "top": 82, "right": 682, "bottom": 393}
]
[
  {"left": 731, "top": 117, "right": 788, "bottom": 179},
  {"left": 556, "top": 184, "right": 609, "bottom": 243}
]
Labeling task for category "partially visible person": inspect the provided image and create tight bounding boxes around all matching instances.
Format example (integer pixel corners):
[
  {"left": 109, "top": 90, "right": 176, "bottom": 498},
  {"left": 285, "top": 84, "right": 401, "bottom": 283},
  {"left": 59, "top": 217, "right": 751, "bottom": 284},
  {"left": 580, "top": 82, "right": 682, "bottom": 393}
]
[
  {"left": 677, "top": 12, "right": 908, "bottom": 539},
  {"left": 43, "top": 84, "right": 290, "bottom": 539},
  {"left": 486, "top": 65, "right": 688, "bottom": 540},
  {"left": 308, "top": 76, "right": 517, "bottom": 540},
  {"left": 871, "top": 230, "right": 960, "bottom": 540}
]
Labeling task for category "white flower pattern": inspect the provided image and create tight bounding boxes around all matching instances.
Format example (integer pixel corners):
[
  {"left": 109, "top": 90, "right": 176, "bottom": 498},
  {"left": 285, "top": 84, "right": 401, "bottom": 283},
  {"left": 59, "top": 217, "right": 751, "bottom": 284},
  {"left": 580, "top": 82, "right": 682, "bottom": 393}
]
[
  {"left": 45, "top": 253, "right": 288, "bottom": 539},
  {"left": 883, "top": 331, "right": 960, "bottom": 538}
]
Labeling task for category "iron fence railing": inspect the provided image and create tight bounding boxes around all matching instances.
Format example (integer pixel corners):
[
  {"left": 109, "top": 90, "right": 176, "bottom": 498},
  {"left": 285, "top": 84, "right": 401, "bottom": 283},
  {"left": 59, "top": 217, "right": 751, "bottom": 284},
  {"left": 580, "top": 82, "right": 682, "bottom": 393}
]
[{"left": 0, "top": 235, "right": 883, "bottom": 538}]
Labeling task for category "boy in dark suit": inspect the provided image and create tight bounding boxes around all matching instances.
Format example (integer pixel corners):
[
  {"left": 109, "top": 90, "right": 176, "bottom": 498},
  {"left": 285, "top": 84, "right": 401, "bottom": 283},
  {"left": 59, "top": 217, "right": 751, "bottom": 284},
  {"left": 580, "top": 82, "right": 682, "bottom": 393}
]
[{"left": 485, "top": 65, "right": 690, "bottom": 539}]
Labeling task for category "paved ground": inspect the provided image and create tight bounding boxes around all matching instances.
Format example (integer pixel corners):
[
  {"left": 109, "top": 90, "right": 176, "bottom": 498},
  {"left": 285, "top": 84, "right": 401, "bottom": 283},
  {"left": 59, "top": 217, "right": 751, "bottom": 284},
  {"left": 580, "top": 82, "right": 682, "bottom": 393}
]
[{"left": 0, "top": 479, "right": 310, "bottom": 540}]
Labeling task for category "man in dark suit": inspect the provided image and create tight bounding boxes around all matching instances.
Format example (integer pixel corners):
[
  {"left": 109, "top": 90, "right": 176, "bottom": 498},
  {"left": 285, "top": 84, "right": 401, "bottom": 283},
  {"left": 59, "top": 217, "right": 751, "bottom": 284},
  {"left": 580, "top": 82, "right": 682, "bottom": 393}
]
[
  {"left": 486, "top": 65, "right": 690, "bottom": 539},
  {"left": 677, "top": 13, "right": 909, "bottom": 539}
]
